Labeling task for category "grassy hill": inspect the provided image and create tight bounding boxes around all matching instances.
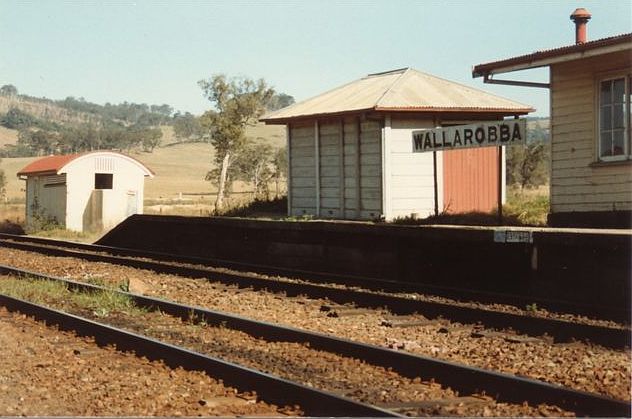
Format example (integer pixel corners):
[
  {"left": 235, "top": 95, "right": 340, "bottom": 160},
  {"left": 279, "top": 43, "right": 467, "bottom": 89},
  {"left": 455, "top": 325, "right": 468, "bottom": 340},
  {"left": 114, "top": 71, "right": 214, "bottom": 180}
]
[
  {"left": 0, "top": 126, "right": 18, "bottom": 148},
  {"left": 0, "top": 123, "right": 286, "bottom": 206},
  {"left": 0, "top": 95, "right": 98, "bottom": 126}
]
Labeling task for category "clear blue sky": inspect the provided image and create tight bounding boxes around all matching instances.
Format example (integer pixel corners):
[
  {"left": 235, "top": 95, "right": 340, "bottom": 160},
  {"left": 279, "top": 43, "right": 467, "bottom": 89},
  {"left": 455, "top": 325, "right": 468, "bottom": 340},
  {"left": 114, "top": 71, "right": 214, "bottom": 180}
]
[{"left": 1, "top": 1, "right": 630, "bottom": 117}]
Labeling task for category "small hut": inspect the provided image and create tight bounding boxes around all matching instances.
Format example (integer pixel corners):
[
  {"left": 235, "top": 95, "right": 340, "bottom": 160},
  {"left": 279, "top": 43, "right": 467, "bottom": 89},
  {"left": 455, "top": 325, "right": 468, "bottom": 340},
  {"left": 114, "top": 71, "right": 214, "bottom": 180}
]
[
  {"left": 261, "top": 67, "right": 533, "bottom": 220},
  {"left": 17, "top": 150, "right": 154, "bottom": 232}
]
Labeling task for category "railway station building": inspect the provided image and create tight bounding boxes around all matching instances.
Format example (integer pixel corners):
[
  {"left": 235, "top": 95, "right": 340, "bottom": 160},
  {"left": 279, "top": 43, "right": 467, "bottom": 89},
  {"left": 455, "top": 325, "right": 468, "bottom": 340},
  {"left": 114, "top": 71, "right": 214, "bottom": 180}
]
[
  {"left": 473, "top": 9, "right": 632, "bottom": 228},
  {"left": 17, "top": 150, "right": 154, "bottom": 232},
  {"left": 261, "top": 67, "right": 533, "bottom": 221}
]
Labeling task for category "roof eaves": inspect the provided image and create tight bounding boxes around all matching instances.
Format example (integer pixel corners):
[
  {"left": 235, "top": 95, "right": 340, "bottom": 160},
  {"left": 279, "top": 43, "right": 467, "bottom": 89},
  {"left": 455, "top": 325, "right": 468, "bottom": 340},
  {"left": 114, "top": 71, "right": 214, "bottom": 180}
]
[
  {"left": 374, "top": 106, "right": 534, "bottom": 114},
  {"left": 473, "top": 33, "right": 632, "bottom": 77},
  {"left": 260, "top": 107, "right": 378, "bottom": 124}
]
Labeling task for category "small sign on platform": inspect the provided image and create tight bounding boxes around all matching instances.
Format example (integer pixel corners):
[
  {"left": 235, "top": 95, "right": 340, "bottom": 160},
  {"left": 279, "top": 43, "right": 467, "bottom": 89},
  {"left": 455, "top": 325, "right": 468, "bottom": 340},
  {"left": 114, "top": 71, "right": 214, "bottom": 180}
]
[{"left": 494, "top": 230, "right": 533, "bottom": 243}]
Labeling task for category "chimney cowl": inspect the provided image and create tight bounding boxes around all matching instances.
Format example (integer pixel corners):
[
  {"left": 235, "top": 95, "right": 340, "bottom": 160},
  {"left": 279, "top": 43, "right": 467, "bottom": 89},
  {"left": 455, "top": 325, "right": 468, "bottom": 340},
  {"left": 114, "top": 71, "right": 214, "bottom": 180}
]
[
  {"left": 570, "top": 8, "right": 592, "bottom": 44},
  {"left": 570, "top": 8, "right": 592, "bottom": 20}
]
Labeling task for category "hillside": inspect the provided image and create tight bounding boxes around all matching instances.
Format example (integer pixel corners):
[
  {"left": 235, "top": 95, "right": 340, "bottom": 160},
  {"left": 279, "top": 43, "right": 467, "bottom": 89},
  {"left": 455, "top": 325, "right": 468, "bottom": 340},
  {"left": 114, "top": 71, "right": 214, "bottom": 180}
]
[
  {"left": 0, "top": 123, "right": 286, "bottom": 204},
  {"left": 0, "top": 95, "right": 98, "bottom": 126},
  {"left": 0, "top": 126, "right": 18, "bottom": 148}
]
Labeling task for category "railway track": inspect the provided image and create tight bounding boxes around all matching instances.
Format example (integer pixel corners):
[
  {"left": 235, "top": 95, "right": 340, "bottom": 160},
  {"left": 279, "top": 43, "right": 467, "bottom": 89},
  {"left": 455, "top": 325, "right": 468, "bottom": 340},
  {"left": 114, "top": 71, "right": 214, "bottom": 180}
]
[
  {"left": 0, "top": 234, "right": 629, "bottom": 349},
  {"left": 0, "top": 291, "right": 395, "bottom": 417},
  {"left": 0, "top": 264, "right": 629, "bottom": 417},
  {"left": 2, "top": 231, "right": 627, "bottom": 322},
  {"left": 0, "top": 307, "right": 296, "bottom": 417}
]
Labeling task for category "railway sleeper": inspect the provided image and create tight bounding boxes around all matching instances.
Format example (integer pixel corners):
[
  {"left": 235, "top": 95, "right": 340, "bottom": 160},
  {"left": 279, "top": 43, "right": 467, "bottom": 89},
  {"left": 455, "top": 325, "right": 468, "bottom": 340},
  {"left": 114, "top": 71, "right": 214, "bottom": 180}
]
[{"left": 0, "top": 265, "right": 629, "bottom": 417}]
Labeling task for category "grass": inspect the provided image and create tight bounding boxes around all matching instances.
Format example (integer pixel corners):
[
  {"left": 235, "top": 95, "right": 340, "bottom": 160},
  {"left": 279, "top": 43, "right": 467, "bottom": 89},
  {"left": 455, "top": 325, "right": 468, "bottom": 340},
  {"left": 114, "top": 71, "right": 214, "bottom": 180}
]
[
  {"left": 0, "top": 276, "right": 143, "bottom": 318},
  {"left": 0, "top": 203, "right": 25, "bottom": 224},
  {"left": 392, "top": 186, "right": 550, "bottom": 227},
  {"left": 221, "top": 196, "right": 288, "bottom": 218},
  {"left": 504, "top": 187, "right": 550, "bottom": 226},
  {"left": 0, "top": 126, "right": 18, "bottom": 148},
  {"left": 27, "top": 227, "right": 104, "bottom": 243}
]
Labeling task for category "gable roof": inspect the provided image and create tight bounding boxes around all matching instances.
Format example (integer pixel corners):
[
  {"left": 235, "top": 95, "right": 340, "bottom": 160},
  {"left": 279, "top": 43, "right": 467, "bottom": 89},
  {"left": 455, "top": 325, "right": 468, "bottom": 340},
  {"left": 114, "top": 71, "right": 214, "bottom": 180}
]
[
  {"left": 473, "top": 33, "right": 632, "bottom": 77},
  {"left": 17, "top": 151, "right": 154, "bottom": 177},
  {"left": 261, "top": 68, "right": 533, "bottom": 123}
]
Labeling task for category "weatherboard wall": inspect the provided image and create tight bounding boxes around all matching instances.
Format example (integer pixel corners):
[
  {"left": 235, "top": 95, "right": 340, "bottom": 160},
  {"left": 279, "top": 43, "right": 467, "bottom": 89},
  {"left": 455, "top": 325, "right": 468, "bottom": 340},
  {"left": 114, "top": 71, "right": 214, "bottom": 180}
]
[
  {"left": 288, "top": 114, "right": 507, "bottom": 220},
  {"left": 288, "top": 122, "right": 317, "bottom": 215},
  {"left": 549, "top": 50, "right": 632, "bottom": 214},
  {"left": 25, "top": 174, "right": 67, "bottom": 226},
  {"left": 288, "top": 118, "right": 383, "bottom": 220},
  {"left": 385, "top": 117, "right": 438, "bottom": 219}
]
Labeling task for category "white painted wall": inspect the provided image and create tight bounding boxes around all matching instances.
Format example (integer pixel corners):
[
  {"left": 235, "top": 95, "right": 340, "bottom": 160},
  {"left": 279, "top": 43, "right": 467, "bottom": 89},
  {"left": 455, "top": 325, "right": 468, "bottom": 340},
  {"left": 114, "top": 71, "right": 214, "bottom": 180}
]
[
  {"left": 384, "top": 118, "right": 439, "bottom": 220},
  {"left": 62, "top": 152, "right": 150, "bottom": 231}
]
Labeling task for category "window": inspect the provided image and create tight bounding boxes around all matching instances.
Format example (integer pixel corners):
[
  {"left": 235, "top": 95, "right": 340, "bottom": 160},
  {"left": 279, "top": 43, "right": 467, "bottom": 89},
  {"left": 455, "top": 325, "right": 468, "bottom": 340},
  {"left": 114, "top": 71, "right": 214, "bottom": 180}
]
[
  {"left": 94, "top": 173, "right": 113, "bottom": 189},
  {"left": 598, "top": 75, "right": 631, "bottom": 160}
]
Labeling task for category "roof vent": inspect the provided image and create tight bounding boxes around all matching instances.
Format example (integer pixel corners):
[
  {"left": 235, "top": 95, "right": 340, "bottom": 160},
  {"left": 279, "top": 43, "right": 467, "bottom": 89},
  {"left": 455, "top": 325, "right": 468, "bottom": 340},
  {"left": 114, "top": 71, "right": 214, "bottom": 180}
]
[{"left": 570, "top": 8, "right": 591, "bottom": 44}]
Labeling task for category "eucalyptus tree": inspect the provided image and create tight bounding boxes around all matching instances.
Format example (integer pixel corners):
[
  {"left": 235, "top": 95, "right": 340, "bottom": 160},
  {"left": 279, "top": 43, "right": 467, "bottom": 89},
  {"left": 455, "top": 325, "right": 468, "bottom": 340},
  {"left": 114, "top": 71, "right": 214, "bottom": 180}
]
[{"left": 198, "top": 74, "right": 274, "bottom": 211}]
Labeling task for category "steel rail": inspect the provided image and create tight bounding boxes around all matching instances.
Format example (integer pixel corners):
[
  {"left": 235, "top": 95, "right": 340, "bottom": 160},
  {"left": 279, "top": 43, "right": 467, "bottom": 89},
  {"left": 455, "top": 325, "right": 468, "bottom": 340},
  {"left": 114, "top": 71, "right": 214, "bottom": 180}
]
[
  {"left": 1, "top": 232, "right": 625, "bottom": 321},
  {"left": 0, "top": 292, "right": 399, "bottom": 418},
  {"left": 1, "top": 264, "right": 629, "bottom": 417},
  {"left": 0, "top": 236, "right": 629, "bottom": 349}
]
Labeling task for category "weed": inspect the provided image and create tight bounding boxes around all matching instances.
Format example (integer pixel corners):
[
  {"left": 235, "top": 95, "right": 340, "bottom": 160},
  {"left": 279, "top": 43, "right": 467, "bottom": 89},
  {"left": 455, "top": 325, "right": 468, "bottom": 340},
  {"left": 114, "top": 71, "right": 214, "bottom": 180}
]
[
  {"left": 525, "top": 303, "right": 539, "bottom": 313},
  {"left": 0, "top": 276, "right": 144, "bottom": 318}
]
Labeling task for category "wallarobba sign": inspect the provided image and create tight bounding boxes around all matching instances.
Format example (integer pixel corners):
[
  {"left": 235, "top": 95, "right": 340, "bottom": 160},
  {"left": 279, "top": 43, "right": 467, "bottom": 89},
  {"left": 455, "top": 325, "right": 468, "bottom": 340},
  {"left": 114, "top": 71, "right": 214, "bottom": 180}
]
[{"left": 412, "top": 119, "right": 526, "bottom": 153}]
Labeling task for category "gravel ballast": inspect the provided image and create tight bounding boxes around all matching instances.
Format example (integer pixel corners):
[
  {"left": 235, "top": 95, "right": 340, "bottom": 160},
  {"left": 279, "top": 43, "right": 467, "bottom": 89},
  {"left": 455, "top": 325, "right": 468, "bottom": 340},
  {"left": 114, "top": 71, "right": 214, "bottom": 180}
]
[
  {"left": 0, "top": 307, "right": 289, "bottom": 417},
  {"left": 1, "top": 246, "right": 630, "bottom": 402}
]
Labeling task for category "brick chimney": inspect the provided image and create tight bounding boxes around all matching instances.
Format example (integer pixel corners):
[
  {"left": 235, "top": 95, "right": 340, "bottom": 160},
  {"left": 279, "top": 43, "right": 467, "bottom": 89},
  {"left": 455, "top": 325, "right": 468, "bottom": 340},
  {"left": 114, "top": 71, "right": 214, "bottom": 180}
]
[{"left": 570, "top": 8, "right": 592, "bottom": 44}]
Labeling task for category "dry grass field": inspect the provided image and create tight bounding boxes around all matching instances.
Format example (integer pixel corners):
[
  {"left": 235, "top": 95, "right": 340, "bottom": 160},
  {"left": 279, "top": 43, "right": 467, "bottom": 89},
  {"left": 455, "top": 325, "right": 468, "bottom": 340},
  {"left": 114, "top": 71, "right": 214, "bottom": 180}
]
[
  {"left": 0, "top": 123, "right": 286, "bottom": 222},
  {"left": 0, "top": 126, "right": 18, "bottom": 148}
]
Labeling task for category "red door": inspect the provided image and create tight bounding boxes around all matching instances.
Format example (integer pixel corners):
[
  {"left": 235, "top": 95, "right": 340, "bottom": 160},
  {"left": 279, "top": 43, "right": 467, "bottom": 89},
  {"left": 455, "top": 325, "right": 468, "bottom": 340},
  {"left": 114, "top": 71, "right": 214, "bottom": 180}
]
[{"left": 442, "top": 148, "right": 499, "bottom": 214}]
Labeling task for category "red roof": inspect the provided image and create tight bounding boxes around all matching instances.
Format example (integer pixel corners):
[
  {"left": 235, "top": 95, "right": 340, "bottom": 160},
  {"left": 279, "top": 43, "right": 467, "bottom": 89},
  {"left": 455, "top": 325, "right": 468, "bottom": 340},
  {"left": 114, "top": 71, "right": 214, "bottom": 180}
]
[
  {"left": 472, "top": 33, "right": 632, "bottom": 77},
  {"left": 17, "top": 154, "right": 81, "bottom": 176},
  {"left": 17, "top": 151, "right": 155, "bottom": 177}
]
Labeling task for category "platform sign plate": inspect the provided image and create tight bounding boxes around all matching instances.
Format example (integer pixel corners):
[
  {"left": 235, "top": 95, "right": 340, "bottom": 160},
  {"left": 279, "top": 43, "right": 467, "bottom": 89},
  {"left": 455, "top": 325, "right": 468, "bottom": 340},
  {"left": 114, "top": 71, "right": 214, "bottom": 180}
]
[
  {"left": 412, "top": 119, "right": 526, "bottom": 153},
  {"left": 494, "top": 230, "right": 533, "bottom": 243}
]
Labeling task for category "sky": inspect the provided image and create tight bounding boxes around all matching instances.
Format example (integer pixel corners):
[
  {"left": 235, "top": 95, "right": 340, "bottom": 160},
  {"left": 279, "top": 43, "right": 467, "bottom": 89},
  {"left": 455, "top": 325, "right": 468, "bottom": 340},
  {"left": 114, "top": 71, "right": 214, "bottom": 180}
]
[{"left": 1, "top": 1, "right": 630, "bottom": 117}]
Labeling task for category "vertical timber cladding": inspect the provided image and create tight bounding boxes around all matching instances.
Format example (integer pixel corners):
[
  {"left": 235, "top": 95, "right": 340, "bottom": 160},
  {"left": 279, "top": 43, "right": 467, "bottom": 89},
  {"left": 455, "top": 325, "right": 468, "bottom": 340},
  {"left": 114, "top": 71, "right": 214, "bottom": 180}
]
[
  {"left": 343, "top": 118, "right": 361, "bottom": 219},
  {"left": 289, "top": 117, "right": 383, "bottom": 220},
  {"left": 318, "top": 117, "right": 382, "bottom": 219},
  {"left": 318, "top": 121, "right": 343, "bottom": 217},
  {"left": 289, "top": 122, "right": 317, "bottom": 216},
  {"left": 359, "top": 119, "right": 383, "bottom": 219}
]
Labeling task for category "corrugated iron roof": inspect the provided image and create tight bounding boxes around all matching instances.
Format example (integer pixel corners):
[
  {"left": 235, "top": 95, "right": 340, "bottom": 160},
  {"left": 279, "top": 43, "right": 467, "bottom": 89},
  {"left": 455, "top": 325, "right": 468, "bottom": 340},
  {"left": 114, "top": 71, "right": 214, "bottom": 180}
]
[
  {"left": 472, "top": 33, "right": 632, "bottom": 77},
  {"left": 17, "top": 151, "right": 155, "bottom": 177},
  {"left": 17, "top": 154, "right": 80, "bottom": 176},
  {"left": 261, "top": 68, "right": 533, "bottom": 123}
]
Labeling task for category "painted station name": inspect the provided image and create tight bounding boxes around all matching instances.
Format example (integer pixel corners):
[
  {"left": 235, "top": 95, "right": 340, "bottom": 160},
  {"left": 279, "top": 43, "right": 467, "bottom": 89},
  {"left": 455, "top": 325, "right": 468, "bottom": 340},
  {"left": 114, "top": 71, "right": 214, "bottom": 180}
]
[{"left": 412, "top": 119, "right": 527, "bottom": 153}]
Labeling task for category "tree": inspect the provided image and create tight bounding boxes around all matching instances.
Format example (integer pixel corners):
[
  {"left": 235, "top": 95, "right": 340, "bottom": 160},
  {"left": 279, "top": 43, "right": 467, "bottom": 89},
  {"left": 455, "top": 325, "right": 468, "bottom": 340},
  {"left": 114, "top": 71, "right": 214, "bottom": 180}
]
[
  {"left": 141, "top": 127, "right": 163, "bottom": 152},
  {"left": 266, "top": 93, "right": 295, "bottom": 111},
  {"left": 233, "top": 143, "right": 275, "bottom": 199},
  {"left": 0, "top": 84, "right": 18, "bottom": 96},
  {"left": 151, "top": 104, "right": 174, "bottom": 117},
  {"left": 507, "top": 141, "right": 549, "bottom": 189},
  {"left": 1, "top": 107, "right": 36, "bottom": 129},
  {"left": 198, "top": 75, "right": 274, "bottom": 211},
  {"left": 173, "top": 112, "right": 204, "bottom": 142},
  {"left": 272, "top": 146, "right": 287, "bottom": 197}
]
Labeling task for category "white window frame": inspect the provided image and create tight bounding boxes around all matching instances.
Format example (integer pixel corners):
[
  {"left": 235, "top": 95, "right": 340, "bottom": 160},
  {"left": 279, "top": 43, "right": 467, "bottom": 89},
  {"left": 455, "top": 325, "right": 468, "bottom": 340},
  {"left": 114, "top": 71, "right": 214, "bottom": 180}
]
[{"left": 597, "top": 73, "right": 631, "bottom": 162}]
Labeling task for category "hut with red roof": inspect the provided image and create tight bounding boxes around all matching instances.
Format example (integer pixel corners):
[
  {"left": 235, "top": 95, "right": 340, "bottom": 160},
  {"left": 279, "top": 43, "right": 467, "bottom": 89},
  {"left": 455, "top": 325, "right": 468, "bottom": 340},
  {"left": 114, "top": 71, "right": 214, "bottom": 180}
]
[{"left": 18, "top": 151, "right": 154, "bottom": 232}]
